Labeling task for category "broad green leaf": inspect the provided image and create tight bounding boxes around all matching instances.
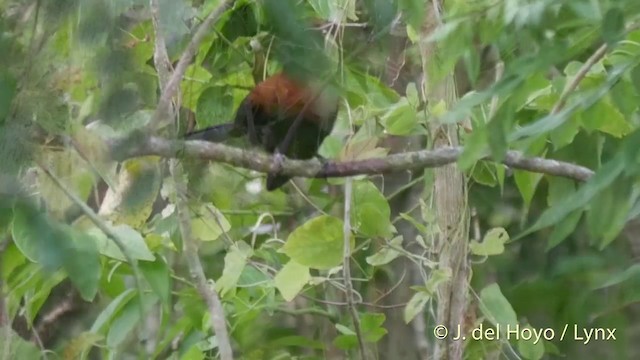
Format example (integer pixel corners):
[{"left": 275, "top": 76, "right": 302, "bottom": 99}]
[
  {"left": 196, "top": 86, "right": 235, "bottom": 128},
  {"left": 470, "top": 227, "right": 509, "bottom": 256},
  {"left": 602, "top": 8, "right": 625, "bottom": 45},
  {"left": 487, "top": 99, "right": 515, "bottom": 162},
  {"left": 424, "top": 268, "right": 452, "bottom": 294},
  {"left": 269, "top": 335, "right": 324, "bottom": 349},
  {"left": 591, "top": 263, "right": 640, "bottom": 290},
  {"left": 398, "top": 0, "right": 426, "bottom": 29},
  {"left": 282, "top": 215, "right": 352, "bottom": 270},
  {"left": 404, "top": 291, "right": 430, "bottom": 323},
  {"left": 274, "top": 260, "right": 310, "bottom": 302},
  {"left": 580, "top": 99, "right": 631, "bottom": 137},
  {"left": 360, "top": 313, "right": 387, "bottom": 342},
  {"left": 106, "top": 294, "right": 158, "bottom": 347},
  {"left": 0, "top": 327, "right": 41, "bottom": 360},
  {"left": 90, "top": 289, "right": 136, "bottom": 332},
  {"left": 471, "top": 161, "right": 498, "bottom": 187},
  {"left": 586, "top": 176, "right": 636, "bottom": 248},
  {"left": 352, "top": 181, "right": 393, "bottom": 237},
  {"left": 514, "top": 170, "right": 543, "bottom": 207},
  {"left": 520, "top": 155, "right": 625, "bottom": 238},
  {"left": 381, "top": 98, "right": 418, "bottom": 135},
  {"left": 517, "top": 325, "right": 545, "bottom": 360},
  {"left": 479, "top": 283, "right": 518, "bottom": 334},
  {"left": 546, "top": 210, "right": 582, "bottom": 250},
  {"left": 216, "top": 242, "right": 253, "bottom": 296},
  {"left": 11, "top": 203, "right": 67, "bottom": 269},
  {"left": 64, "top": 226, "right": 101, "bottom": 301},
  {"left": 90, "top": 224, "right": 155, "bottom": 261},
  {"left": 366, "top": 236, "right": 403, "bottom": 266},
  {"left": 191, "top": 204, "right": 231, "bottom": 241},
  {"left": 140, "top": 257, "right": 171, "bottom": 306},
  {"left": 546, "top": 177, "right": 576, "bottom": 207}
]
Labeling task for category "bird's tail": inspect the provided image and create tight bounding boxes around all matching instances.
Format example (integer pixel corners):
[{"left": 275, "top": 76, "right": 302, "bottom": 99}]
[
  {"left": 184, "top": 123, "right": 237, "bottom": 142},
  {"left": 266, "top": 174, "right": 291, "bottom": 191}
]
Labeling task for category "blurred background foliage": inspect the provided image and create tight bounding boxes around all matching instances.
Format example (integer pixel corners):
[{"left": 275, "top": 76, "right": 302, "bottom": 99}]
[{"left": 0, "top": 0, "right": 640, "bottom": 359}]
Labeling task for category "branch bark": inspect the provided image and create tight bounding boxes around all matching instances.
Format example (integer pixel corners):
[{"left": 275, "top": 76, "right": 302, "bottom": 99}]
[{"left": 108, "top": 135, "right": 595, "bottom": 182}]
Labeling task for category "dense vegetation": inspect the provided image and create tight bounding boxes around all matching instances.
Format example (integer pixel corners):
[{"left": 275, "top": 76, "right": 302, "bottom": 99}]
[{"left": 1, "top": 0, "right": 640, "bottom": 359}]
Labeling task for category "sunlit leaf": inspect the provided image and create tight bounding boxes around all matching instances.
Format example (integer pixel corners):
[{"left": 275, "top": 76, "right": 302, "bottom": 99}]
[
  {"left": 282, "top": 215, "right": 351, "bottom": 270},
  {"left": 274, "top": 260, "right": 310, "bottom": 302},
  {"left": 479, "top": 283, "right": 518, "bottom": 334},
  {"left": 470, "top": 228, "right": 509, "bottom": 256}
]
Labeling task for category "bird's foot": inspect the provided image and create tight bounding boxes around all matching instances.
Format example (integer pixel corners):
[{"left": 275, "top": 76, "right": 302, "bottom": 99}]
[{"left": 272, "top": 151, "right": 286, "bottom": 173}]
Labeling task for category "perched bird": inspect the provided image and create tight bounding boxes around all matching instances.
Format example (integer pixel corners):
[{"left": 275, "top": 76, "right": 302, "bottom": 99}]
[{"left": 185, "top": 73, "right": 339, "bottom": 191}]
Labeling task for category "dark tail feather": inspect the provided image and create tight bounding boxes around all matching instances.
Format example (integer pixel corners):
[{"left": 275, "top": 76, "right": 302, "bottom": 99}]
[
  {"left": 266, "top": 174, "right": 291, "bottom": 191},
  {"left": 184, "top": 123, "right": 237, "bottom": 142}
]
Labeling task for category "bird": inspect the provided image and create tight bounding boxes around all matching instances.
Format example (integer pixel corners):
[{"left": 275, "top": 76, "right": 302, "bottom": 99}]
[{"left": 184, "top": 72, "right": 339, "bottom": 191}]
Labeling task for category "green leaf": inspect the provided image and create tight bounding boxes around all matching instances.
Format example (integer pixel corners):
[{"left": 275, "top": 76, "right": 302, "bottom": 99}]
[
  {"left": 404, "top": 291, "right": 430, "bottom": 323},
  {"left": 591, "top": 263, "right": 640, "bottom": 290},
  {"left": 11, "top": 203, "right": 67, "bottom": 270},
  {"left": 64, "top": 227, "right": 101, "bottom": 301},
  {"left": 380, "top": 98, "right": 418, "bottom": 135},
  {"left": 196, "top": 86, "right": 235, "bottom": 127},
  {"left": 580, "top": 99, "right": 631, "bottom": 137},
  {"left": 458, "top": 126, "right": 489, "bottom": 170},
  {"left": 487, "top": 99, "right": 515, "bottom": 162},
  {"left": 352, "top": 180, "right": 392, "bottom": 237},
  {"left": 514, "top": 170, "right": 543, "bottom": 207},
  {"left": 546, "top": 177, "right": 576, "bottom": 207},
  {"left": 11, "top": 203, "right": 100, "bottom": 300},
  {"left": 282, "top": 215, "right": 351, "bottom": 270},
  {"left": 269, "top": 335, "right": 325, "bottom": 349},
  {"left": 90, "top": 289, "right": 137, "bottom": 333},
  {"left": 216, "top": 241, "right": 253, "bottom": 296},
  {"left": 106, "top": 294, "right": 158, "bottom": 347},
  {"left": 602, "top": 8, "right": 625, "bottom": 45},
  {"left": 366, "top": 236, "right": 403, "bottom": 266},
  {"left": 274, "top": 260, "right": 310, "bottom": 302},
  {"left": 398, "top": 0, "right": 426, "bottom": 29},
  {"left": 519, "top": 155, "right": 625, "bottom": 238},
  {"left": 0, "top": 327, "right": 41, "bottom": 359},
  {"left": 479, "top": 283, "right": 518, "bottom": 334},
  {"left": 471, "top": 161, "right": 498, "bottom": 187},
  {"left": 191, "top": 204, "right": 231, "bottom": 241},
  {"left": 360, "top": 312, "right": 388, "bottom": 342},
  {"left": 546, "top": 210, "right": 582, "bottom": 250},
  {"left": 517, "top": 325, "right": 545, "bottom": 360},
  {"left": 586, "top": 176, "right": 636, "bottom": 248},
  {"left": 90, "top": 224, "right": 155, "bottom": 261},
  {"left": 470, "top": 227, "right": 509, "bottom": 256},
  {"left": 140, "top": 257, "right": 171, "bottom": 306}
]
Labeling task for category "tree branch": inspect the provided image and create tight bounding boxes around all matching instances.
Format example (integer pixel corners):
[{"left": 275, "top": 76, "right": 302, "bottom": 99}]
[
  {"left": 108, "top": 135, "right": 595, "bottom": 182},
  {"left": 150, "top": 0, "right": 236, "bottom": 128},
  {"left": 149, "top": 1, "right": 234, "bottom": 359}
]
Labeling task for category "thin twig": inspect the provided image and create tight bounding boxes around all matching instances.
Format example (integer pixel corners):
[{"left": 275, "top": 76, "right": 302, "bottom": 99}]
[
  {"left": 550, "top": 44, "right": 608, "bottom": 114},
  {"left": 551, "top": 22, "right": 640, "bottom": 114},
  {"left": 342, "top": 178, "right": 367, "bottom": 360}
]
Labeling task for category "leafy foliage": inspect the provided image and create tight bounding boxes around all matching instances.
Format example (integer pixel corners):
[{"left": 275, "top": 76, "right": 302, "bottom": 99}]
[{"left": 0, "top": 0, "right": 640, "bottom": 359}]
